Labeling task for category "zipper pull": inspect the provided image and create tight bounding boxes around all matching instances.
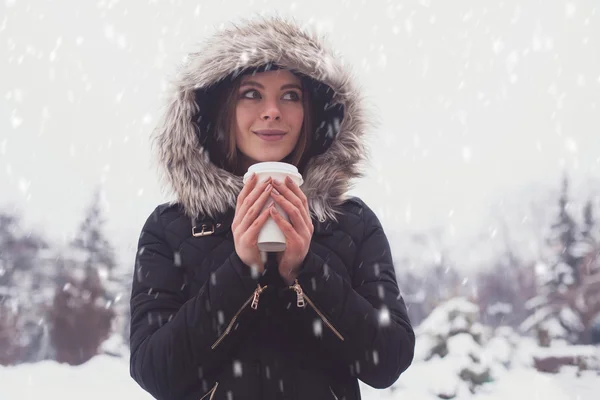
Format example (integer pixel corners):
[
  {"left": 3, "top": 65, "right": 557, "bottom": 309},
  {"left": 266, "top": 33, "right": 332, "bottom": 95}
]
[
  {"left": 251, "top": 284, "right": 266, "bottom": 310},
  {"left": 290, "top": 280, "right": 305, "bottom": 308}
]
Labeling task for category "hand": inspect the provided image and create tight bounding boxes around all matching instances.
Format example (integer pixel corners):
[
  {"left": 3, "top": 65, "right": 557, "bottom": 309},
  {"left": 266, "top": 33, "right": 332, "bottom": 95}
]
[
  {"left": 231, "top": 173, "right": 274, "bottom": 277},
  {"left": 269, "top": 176, "right": 314, "bottom": 285}
]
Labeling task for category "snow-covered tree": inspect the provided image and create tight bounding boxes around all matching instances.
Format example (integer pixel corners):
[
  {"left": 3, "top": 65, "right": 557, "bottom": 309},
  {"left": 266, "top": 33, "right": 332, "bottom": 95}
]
[
  {"left": 546, "top": 176, "right": 584, "bottom": 286},
  {"left": 476, "top": 254, "right": 537, "bottom": 329},
  {"left": 395, "top": 229, "right": 473, "bottom": 326},
  {"left": 70, "top": 188, "right": 116, "bottom": 277},
  {"left": 415, "top": 297, "right": 494, "bottom": 396},
  {"left": 0, "top": 211, "right": 48, "bottom": 301},
  {"left": 521, "top": 176, "right": 600, "bottom": 345},
  {"left": 47, "top": 188, "right": 119, "bottom": 364},
  {"left": 48, "top": 267, "right": 115, "bottom": 365},
  {"left": 0, "top": 210, "right": 56, "bottom": 365}
]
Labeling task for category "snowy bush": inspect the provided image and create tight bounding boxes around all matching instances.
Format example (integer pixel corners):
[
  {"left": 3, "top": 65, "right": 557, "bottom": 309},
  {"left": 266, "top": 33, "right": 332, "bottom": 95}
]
[{"left": 415, "top": 297, "right": 494, "bottom": 395}]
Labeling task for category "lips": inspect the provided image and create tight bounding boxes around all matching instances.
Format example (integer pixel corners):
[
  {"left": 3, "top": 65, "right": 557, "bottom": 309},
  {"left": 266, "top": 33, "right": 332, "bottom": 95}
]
[
  {"left": 253, "top": 129, "right": 286, "bottom": 135},
  {"left": 253, "top": 129, "right": 287, "bottom": 142}
]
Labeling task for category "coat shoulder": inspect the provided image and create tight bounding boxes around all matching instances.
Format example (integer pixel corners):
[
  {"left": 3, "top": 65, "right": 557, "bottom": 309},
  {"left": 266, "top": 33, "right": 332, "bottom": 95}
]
[
  {"left": 335, "top": 196, "right": 372, "bottom": 237},
  {"left": 143, "top": 202, "right": 185, "bottom": 229},
  {"left": 155, "top": 201, "right": 185, "bottom": 219},
  {"left": 140, "top": 202, "right": 192, "bottom": 249},
  {"left": 339, "top": 196, "right": 377, "bottom": 221},
  {"left": 337, "top": 196, "right": 386, "bottom": 239}
]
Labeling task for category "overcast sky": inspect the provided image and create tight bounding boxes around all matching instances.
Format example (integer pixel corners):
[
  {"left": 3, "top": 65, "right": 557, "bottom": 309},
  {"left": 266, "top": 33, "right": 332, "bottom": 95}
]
[{"left": 1, "top": 0, "right": 598, "bottom": 270}]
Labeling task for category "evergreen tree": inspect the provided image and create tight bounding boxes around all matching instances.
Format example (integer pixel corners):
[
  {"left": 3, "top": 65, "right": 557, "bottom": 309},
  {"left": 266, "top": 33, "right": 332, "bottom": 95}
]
[
  {"left": 582, "top": 200, "right": 594, "bottom": 239},
  {"left": 0, "top": 212, "right": 47, "bottom": 299},
  {"left": 546, "top": 175, "right": 582, "bottom": 287},
  {"left": 0, "top": 210, "right": 52, "bottom": 364},
  {"left": 71, "top": 188, "right": 116, "bottom": 277},
  {"left": 47, "top": 188, "right": 117, "bottom": 364},
  {"left": 522, "top": 176, "right": 600, "bottom": 344}
]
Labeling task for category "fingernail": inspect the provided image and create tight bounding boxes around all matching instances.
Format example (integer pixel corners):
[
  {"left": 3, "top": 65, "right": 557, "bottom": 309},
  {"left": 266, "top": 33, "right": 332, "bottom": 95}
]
[
  {"left": 273, "top": 179, "right": 282, "bottom": 186},
  {"left": 265, "top": 184, "right": 272, "bottom": 192},
  {"left": 285, "top": 176, "right": 292, "bottom": 184},
  {"left": 272, "top": 188, "right": 280, "bottom": 196}
]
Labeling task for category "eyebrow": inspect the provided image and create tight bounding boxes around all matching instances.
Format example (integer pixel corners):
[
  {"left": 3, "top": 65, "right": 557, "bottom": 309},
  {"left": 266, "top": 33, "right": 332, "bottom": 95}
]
[{"left": 240, "top": 80, "right": 302, "bottom": 91}]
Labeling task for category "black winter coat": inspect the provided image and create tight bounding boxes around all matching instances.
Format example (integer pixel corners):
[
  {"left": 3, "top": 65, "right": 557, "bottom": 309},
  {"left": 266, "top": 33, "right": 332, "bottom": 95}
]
[
  {"left": 129, "top": 16, "right": 415, "bottom": 400},
  {"left": 130, "top": 197, "right": 414, "bottom": 400}
]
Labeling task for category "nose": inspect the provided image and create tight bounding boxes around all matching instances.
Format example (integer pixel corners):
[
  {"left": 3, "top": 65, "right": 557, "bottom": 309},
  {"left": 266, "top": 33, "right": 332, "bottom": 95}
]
[{"left": 260, "top": 101, "right": 281, "bottom": 121}]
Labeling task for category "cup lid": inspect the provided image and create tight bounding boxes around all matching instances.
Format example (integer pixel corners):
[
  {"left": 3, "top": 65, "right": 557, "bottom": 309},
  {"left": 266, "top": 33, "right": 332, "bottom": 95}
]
[{"left": 243, "top": 162, "right": 303, "bottom": 185}]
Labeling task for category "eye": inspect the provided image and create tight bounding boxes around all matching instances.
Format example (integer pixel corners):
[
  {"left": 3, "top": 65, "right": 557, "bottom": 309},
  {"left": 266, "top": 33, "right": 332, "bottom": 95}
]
[
  {"left": 282, "top": 91, "right": 301, "bottom": 101},
  {"left": 241, "top": 89, "right": 260, "bottom": 99}
]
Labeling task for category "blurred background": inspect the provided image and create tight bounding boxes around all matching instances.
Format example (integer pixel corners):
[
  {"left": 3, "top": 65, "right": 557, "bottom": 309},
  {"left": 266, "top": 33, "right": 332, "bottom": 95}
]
[{"left": 0, "top": 0, "right": 599, "bottom": 398}]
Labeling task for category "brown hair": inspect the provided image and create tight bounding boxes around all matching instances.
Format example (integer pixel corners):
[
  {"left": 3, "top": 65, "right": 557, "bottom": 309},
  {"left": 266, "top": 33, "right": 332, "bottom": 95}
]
[{"left": 212, "top": 71, "right": 314, "bottom": 176}]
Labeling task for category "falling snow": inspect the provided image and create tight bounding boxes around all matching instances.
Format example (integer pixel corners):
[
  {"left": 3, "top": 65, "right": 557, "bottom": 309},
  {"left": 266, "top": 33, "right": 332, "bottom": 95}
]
[
  {"left": 10, "top": 110, "right": 23, "bottom": 128},
  {"left": 233, "top": 360, "right": 243, "bottom": 377},
  {"left": 377, "top": 284, "right": 385, "bottom": 299},
  {"left": 1, "top": 1, "right": 599, "bottom": 399},
  {"left": 313, "top": 318, "right": 323, "bottom": 337},
  {"left": 378, "top": 306, "right": 391, "bottom": 327},
  {"left": 173, "top": 251, "right": 182, "bottom": 267}
]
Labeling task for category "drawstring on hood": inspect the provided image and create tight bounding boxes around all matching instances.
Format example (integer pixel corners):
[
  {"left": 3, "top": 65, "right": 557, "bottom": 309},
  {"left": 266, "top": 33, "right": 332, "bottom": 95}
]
[{"left": 152, "top": 16, "right": 371, "bottom": 223}]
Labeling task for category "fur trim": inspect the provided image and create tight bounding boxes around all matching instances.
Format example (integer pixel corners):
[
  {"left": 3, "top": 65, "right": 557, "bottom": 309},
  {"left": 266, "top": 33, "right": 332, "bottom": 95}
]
[{"left": 152, "top": 15, "right": 371, "bottom": 223}]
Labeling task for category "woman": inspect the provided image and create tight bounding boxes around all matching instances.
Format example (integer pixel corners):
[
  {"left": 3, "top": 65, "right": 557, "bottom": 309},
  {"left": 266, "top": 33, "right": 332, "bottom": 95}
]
[{"left": 130, "top": 16, "right": 415, "bottom": 400}]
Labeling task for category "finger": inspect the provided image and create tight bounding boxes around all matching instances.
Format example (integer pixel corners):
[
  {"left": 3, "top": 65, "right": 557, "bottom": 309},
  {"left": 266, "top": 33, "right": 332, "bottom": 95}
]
[
  {"left": 243, "top": 203, "right": 274, "bottom": 241},
  {"left": 273, "top": 178, "right": 311, "bottom": 228},
  {"left": 238, "top": 182, "right": 274, "bottom": 233},
  {"left": 233, "top": 173, "right": 258, "bottom": 229},
  {"left": 285, "top": 176, "right": 310, "bottom": 215},
  {"left": 269, "top": 206, "right": 300, "bottom": 239},
  {"left": 234, "top": 177, "right": 272, "bottom": 227},
  {"left": 236, "top": 172, "right": 257, "bottom": 208},
  {"left": 270, "top": 190, "right": 310, "bottom": 237}
]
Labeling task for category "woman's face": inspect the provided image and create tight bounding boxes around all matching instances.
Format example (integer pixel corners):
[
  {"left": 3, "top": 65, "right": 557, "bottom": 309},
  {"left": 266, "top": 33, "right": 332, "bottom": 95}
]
[{"left": 234, "top": 69, "right": 304, "bottom": 169}]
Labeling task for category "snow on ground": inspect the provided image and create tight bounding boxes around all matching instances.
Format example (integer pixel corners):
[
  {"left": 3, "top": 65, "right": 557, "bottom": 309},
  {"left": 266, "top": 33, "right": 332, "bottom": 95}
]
[
  {"left": 360, "top": 360, "right": 599, "bottom": 400},
  {"left": 1, "top": 351, "right": 598, "bottom": 400},
  {"left": 0, "top": 355, "right": 152, "bottom": 400},
  {"left": 2, "top": 304, "right": 597, "bottom": 399}
]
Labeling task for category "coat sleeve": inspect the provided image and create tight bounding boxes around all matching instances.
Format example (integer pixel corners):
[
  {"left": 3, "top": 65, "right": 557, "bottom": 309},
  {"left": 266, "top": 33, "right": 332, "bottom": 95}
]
[
  {"left": 290, "top": 201, "right": 415, "bottom": 389},
  {"left": 129, "top": 206, "right": 262, "bottom": 400}
]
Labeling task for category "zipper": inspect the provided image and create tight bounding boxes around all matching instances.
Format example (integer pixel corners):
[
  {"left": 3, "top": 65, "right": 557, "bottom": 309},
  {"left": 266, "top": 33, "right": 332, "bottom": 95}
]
[
  {"left": 199, "top": 381, "right": 219, "bottom": 400},
  {"left": 289, "top": 280, "right": 344, "bottom": 341},
  {"left": 329, "top": 386, "right": 339, "bottom": 399},
  {"left": 251, "top": 283, "right": 267, "bottom": 310},
  {"left": 211, "top": 284, "right": 267, "bottom": 350}
]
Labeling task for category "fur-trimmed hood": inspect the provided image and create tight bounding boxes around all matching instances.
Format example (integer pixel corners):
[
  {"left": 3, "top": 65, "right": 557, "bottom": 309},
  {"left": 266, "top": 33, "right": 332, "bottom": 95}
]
[{"left": 152, "top": 16, "right": 371, "bottom": 223}]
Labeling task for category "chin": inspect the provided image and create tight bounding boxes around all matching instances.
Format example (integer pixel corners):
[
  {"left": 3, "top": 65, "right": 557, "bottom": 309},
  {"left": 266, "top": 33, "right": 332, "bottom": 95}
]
[
  {"left": 254, "top": 155, "right": 286, "bottom": 163},
  {"left": 252, "top": 150, "right": 293, "bottom": 163}
]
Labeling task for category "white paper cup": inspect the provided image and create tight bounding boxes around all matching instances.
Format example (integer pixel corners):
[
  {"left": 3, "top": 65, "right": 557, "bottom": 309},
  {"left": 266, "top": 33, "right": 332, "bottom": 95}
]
[{"left": 242, "top": 162, "right": 304, "bottom": 252}]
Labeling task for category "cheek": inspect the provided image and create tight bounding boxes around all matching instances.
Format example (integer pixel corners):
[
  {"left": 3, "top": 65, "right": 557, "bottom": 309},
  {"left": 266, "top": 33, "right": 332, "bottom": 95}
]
[
  {"left": 287, "top": 106, "right": 304, "bottom": 133},
  {"left": 235, "top": 105, "right": 253, "bottom": 134}
]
